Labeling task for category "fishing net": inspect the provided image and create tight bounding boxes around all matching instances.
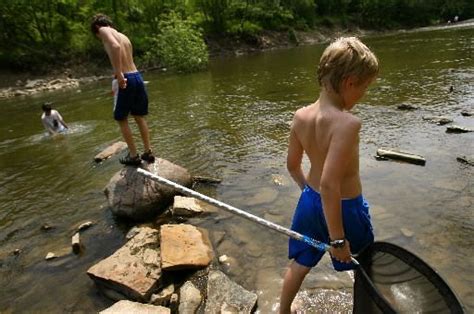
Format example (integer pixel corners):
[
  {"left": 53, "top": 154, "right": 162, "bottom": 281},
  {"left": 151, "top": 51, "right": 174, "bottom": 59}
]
[{"left": 353, "top": 242, "right": 464, "bottom": 313}]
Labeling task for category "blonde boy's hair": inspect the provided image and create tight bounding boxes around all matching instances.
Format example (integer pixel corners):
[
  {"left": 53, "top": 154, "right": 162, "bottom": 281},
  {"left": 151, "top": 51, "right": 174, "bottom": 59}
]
[{"left": 317, "top": 37, "right": 379, "bottom": 93}]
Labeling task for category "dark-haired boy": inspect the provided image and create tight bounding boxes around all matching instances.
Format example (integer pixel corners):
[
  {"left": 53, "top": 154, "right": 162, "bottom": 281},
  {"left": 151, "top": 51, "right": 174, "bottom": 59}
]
[{"left": 41, "top": 102, "right": 68, "bottom": 135}]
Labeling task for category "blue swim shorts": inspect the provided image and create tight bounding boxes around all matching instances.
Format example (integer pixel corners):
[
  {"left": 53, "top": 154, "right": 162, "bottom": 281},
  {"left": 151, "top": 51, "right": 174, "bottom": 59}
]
[
  {"left": 288, "top": 185, "right": 374, "bottom": 271},
  {"left": 113, "top": 72, "right": 148, "bottom": 121}
]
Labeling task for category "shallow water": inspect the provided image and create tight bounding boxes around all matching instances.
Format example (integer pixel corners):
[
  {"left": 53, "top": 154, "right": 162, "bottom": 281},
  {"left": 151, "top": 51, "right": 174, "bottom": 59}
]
[{"left": 0, "top": 26, "right": 473, "bottom": 313}]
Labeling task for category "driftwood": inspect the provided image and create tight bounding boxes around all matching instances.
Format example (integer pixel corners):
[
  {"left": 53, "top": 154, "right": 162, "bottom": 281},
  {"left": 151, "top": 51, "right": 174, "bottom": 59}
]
[
  {"left": 446, "top": 125, "right": 473, "bottom": 133},
  {"left": 376, "top": 148, "right": 426, "bottom": 166},
  {"left": 192, "top": 175, "right": 222, "bottom": 184}
]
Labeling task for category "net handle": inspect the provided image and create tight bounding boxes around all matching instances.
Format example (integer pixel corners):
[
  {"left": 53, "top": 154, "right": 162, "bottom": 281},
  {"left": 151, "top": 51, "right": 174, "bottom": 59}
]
[{"left": 137, "top": 168, "right": 359, "bottom": 266}]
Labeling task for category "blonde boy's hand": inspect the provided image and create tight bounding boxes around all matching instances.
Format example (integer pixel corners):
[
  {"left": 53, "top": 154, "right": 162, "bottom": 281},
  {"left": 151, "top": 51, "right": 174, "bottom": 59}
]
[{"left": 330, "top": 240, "right": 352, "bottom": 263}]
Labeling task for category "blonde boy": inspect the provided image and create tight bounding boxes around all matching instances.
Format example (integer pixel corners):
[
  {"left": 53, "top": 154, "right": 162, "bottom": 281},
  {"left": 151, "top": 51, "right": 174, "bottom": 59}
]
[{"left": 279, "top": 37, "right": 379, "bottom": 313}]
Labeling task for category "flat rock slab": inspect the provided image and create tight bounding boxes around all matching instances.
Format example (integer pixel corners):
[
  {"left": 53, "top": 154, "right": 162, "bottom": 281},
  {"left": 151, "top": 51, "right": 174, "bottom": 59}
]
[
  {"left": 160, "top": 224, "right": 213, "bottom": 271},
  {"left": 94, "top": 141, "right": 128, "bottom": 162},
  {"left": 205, "top": 270, "right": 257, "bottom": 313},
  {"left": 87, "top": 227, "right": 161, "bottom": 302},
  {"left": 100, "top": 300, "right": 170, "bottom": 314},
  {"left": 104, "top": 159, "right": 192, "bottom": 221},
  {"left": 172, "top": 196, "right": 204, "bottom": 216}
]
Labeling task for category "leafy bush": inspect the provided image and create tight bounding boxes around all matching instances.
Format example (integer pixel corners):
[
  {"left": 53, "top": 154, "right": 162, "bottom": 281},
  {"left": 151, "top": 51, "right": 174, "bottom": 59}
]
[{"left": 141, "top": 13, "right": 208, "bottom": 73}]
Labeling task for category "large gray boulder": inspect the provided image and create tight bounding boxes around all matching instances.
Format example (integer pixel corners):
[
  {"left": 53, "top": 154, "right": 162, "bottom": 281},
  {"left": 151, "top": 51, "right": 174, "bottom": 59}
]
[
  {"left": 104, "top": 159, "right": 192, "bottom": 221},
  {"left": 87, "top": 227, "right": 161, "bottom": 302},
  {"left": 205, "top": 270, "right": 257, "bottom": 313}
]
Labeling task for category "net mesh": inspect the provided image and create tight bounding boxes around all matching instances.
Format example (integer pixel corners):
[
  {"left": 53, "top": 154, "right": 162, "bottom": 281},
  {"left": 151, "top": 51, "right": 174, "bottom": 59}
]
[{"left": 353, "top": 242, "right": 464, "bottom": 314}]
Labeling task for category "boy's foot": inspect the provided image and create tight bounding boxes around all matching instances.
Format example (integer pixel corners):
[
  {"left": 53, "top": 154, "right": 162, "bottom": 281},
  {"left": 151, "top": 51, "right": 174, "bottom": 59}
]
[
  {"left": 141, "top": 149, "right": 155, "bottom": 163},
  {"left": 119, "top": 153, "right": 142, "bottom": 166}
]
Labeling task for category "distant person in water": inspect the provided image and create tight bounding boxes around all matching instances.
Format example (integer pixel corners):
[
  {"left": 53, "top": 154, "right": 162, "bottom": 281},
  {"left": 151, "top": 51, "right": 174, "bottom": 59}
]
[
  {"left": 41, "top": 102, "right": 69, "bottom": 135},
  {"left": 279, "top": 37, "right": 379, "bottom": 313},
  {"left": 90, "top": 13, "right": 155, "bottom": 166}
]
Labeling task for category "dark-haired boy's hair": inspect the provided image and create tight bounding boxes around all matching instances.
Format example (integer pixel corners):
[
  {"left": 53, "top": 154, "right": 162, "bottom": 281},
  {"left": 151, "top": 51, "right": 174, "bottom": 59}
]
[
  {"left": 42, "top": 102, "right": 52, "bottom": 112},
  {"left": 90, "top": 14, "right": 114, "bottom": 34}
]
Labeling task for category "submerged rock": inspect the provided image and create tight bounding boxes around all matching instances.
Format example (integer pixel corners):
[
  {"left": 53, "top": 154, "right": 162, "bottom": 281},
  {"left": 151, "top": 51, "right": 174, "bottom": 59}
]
[
  {"left": 87, "top": 226, "right": 161, "bottom": 302},
  {"left": 104, "top": 159, "right": 192, "bottom": 221},
  {"left": 422, "top": 116, "right": 453, "bottom": 125},
  {"left": 205, "top": 270, "right": 257, "bottom": 313},
  {"left": 456, "top": 156, "right": 474, "bottom": 166},
  {"left": 397, "top": 104, "right": 417, "bottom": 110}
]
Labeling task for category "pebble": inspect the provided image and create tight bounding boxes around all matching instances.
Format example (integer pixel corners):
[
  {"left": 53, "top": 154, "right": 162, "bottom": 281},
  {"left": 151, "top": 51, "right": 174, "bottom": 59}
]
[{"left": 400, "top": 228, "right": 414, "bottom": 237}]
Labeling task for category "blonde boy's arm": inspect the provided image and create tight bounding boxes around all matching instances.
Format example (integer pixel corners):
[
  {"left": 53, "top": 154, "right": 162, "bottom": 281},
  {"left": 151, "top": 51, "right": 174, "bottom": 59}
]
[
  {"left": 320, "top": 118, "right": 360, "bottom": 242},
  {"left": 287, "top": 123, "right": 306, "bottom": 190}
]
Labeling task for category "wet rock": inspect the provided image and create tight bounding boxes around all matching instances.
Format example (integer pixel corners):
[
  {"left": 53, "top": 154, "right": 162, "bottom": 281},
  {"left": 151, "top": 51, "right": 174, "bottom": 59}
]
[
  {"left": 376, "top": 148, "right": 426, "bottom": 166},
  {"left": 41, "top": 223, "right": 54, "bottom": 231},
  {"left": 87, "top": 227, "right": 161, "bottom": 302},
  {"left": 400, "top": 228, "right": 414, "bottom": 237},
  {"left": 72, "top": 233, "right": 81, "bottom": 254},
  {"left": 77, "top": 221, "right": 94, "bottom": 232},
  {"left": 456, "top": 156, "right": 474, "bottom": 166},
  {"left": 461, "top": 110, "right": 473, "bottom": 117},
  {"left": 160, "top": 224, "right": 213, "bottom": 271},
  {"left": 397, "top": 104, "right": 417, "bottom": 110},
  {"left": 246, "top": 187, "right": 279, "bottom": 206},
  {"left": 446, "top": 125, "right": 473, "bottom": 133},
  {"left": 13, "top": 249, "right": 22, "bottom": 256},
  {"left": 218, "top": 254, "right": 229, "bottom": 264},
  {"left": 45, "top": 252, "right": 57, "bottom": 260},
  {"left": 178, "top": 281, "right": 202, "bottom": 313},
  {"left": 104, "top": 159, "right": 192, "bottom": 221},
  {"left": 204, "top": 270, "right": 257, "bottom": 313},
  {"left": 171, "top": 196, "right": 203, "bottom": 217},
  {"left": 271, "top": 174, "right": 286, "bottom": 186},
  {"left": 150, "top": 284, "right": 175, "bottom": 306},
  {"left": 422, "top": 116, "right": 453, "bottom": 125},
  {"left": 94, "top": 141, "right": 128, "bottom": 162},
  {"left": 99, "top": 300, "right": 170, "bottom": 314}
]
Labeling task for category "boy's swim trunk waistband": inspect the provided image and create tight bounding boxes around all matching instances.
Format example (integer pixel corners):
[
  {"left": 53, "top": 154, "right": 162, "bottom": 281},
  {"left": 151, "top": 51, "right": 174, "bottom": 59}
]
[{"left": 288, "top": 185, "right": 374, "bottom": 271}]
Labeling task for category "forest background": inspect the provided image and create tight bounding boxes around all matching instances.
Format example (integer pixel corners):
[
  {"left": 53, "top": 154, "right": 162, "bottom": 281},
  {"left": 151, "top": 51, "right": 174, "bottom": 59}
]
[{"left": 1, "top": 0, "right": 473, "bottom": 73}]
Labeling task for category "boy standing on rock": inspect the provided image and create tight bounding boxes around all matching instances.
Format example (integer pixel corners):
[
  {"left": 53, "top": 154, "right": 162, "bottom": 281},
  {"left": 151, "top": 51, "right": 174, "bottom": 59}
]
[
  {"left": 279, "top": 37, "right": 379, "bottom": 313},
  {"left": 91, "top": 14, "right": 155, "bottom": 166}
]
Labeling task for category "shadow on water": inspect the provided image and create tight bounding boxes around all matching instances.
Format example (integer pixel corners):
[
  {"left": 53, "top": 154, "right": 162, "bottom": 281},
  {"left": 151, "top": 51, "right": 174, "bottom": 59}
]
[{"left": 0, "top": 26, "right": 473, "bottom": 312}]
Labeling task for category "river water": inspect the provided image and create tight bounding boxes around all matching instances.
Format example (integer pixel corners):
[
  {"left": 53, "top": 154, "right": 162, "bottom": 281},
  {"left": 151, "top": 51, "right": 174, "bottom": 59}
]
[{"left": 0, "top": 25, "right": 472, "bottom": 313}]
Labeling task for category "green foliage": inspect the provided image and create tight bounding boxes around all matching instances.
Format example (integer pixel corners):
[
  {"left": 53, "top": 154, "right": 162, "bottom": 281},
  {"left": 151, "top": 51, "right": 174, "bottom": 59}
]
[
  {"left": 0, "top": 0, "right": 473, "bottom": 71},
  {"left": 141, "top": 13, "right": 209, "bottom": 73}
]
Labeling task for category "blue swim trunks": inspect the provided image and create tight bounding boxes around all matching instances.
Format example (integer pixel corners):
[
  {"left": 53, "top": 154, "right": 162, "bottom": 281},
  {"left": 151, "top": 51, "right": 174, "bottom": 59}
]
[
  {"left": 289, "top": 185, "right": 374, "bottom": 271},
  {"left": 113, "top": 72, "right": 148, "bottom": 120}
]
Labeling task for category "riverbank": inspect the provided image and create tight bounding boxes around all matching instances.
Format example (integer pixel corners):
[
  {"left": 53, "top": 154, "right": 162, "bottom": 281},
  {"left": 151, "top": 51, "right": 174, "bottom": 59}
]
[
  {"left": 1, "top": 19, "right": 472, "bottom": 100},
  {"left": 0, "top": 25, "right": 367, "bottom": 99}
]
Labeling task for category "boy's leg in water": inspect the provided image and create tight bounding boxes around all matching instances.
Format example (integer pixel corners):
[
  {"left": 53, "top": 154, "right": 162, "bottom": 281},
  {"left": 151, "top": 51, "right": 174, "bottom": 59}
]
[
  {"left": 117, "top": 118, "right": 138, "bottom": 157},
  {"left": 279, "top": 261, "right": 311, "bottom": 314},
  {"left": 133, "top": 115, "right": 151, "bottom": 152}
]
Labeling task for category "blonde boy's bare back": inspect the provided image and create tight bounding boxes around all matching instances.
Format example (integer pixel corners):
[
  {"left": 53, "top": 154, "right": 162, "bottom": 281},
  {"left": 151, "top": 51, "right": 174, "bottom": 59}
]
[
  {"left": 291, "top": 100, "right": 361, "bottom": 198},
  {"left": 99, "top": 27, "right": 137, "bottom": 73}
]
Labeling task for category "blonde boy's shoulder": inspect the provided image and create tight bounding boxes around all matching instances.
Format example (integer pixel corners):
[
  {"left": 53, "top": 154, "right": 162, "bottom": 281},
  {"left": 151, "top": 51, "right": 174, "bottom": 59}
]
[{"left": 335, "top": 111, "right": 361, "bottom": 136}]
